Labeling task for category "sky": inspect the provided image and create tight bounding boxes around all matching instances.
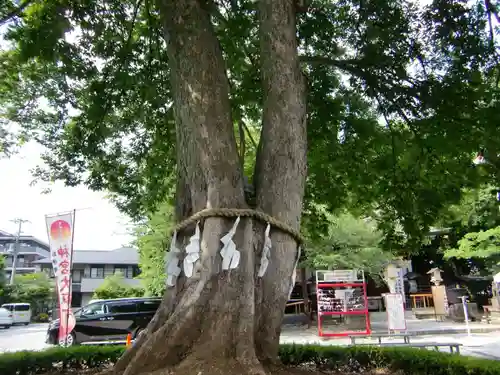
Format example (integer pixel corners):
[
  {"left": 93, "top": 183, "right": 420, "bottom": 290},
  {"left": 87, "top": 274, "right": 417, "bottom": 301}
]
[{"left": 0, "top": 141, "right": 133, "bottom": 250}]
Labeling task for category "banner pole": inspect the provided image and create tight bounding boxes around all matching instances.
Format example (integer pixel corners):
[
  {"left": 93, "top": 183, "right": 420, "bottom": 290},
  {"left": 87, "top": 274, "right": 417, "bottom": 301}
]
[
  {"left": 46, "top": 211, "right": 75, "bottom": 347},
  {"left": 65, "top": 209, "right": 76, "bottom": 346},
  {"left": 45, "top": 215, "right": 58, "bottom": 328}
]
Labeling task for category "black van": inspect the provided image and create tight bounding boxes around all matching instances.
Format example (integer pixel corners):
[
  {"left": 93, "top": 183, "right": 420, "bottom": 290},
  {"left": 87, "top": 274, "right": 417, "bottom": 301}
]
[{"left": 46, "top": 297, "right": 161, "bottom": 346}]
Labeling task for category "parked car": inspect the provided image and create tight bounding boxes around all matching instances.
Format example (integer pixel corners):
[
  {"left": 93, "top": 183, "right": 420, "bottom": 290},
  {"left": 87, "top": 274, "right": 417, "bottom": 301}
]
[
  {"left": 46, "top": 297, "right": 161, "bottom": 346},
  {"left": 0, "top": 307, "right": 13, "bottom": 329},
  {"left": 1, "top": 303, "right": 31, "bottom": 325}
]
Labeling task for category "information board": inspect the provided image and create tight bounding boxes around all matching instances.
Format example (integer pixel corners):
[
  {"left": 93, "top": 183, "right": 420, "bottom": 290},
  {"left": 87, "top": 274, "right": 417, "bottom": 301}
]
[
  {"left": 317, "top": 269, "right": 362, "bottom": 282},
  {"left": 384, "top": 293, "right": 406, "bottom": 331},
  {"left": 315, "top": 270, "right": 371, "bottom": 337},
  {"left": 395, "top": 268, "right": 406, "bottom": 303}
]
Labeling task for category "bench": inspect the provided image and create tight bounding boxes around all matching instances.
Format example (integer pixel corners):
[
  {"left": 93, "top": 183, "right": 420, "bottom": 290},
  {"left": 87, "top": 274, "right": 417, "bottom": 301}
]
[
  {"left": 349, "top": 333, "right": 411, "bottom": 345},
  {"left": 350, "top": 342, "right": 462, "bottom": 354}
]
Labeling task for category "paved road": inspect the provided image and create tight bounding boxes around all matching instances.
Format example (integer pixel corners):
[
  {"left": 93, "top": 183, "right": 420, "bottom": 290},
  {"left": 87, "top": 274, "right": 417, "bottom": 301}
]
[
  {"left": 0, "top": 324, "right": 499, "bottom": 360},
  {"left": 0, "top": 324, "right": 49, "bottom": 353}
]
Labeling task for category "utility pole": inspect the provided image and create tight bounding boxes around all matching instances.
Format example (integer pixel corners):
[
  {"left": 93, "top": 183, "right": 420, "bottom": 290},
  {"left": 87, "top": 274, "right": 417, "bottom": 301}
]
[{"left": 9, "top": 218, "right": 30, "bottom": 285}]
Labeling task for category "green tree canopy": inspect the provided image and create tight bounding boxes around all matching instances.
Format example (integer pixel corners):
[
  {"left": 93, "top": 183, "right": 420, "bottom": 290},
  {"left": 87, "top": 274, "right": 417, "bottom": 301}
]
[
  {"left": 436, "top": 185, "right": 500, "bottom": 231},
  {"left": 93, "top": 271, "right": 144, "bottom": 300},
  {"left": 134, "top": 200, "right": 175, "bottom": 297},
  {"left": 0, "top": 256, "right": 5, "bottom": 286},
  {"left": 0, "top": 256, "right": 6, "bottom": 301},
  {"left": 0, "top": 272, "right": 54, "bottom": 314},
  {"left": 14, "top": 271, "right": 53, "bottom": 287},
  {"left": 436, "top": 185, "right": 500, "bottom": 274},
  {"left": 444, "top": 226, "right": 500, "bottom": 274},
  {"left": 1, "top": 0, "right": 499, "bottom": 246},
  {"left": 304, "top": 211, "right": 393, "bottom": 280}
]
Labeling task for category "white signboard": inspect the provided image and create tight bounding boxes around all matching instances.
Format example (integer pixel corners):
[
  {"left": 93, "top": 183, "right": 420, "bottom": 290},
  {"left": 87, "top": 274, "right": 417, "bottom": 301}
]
[
  {"left": 395, "top": 268, "right": 406, "bottom": 304},
  {"left": 384, "top": 293, "right": 406, "bottom": 331},
  {"left": 318, "top": 269, "right": 360, "bottom": 282}
]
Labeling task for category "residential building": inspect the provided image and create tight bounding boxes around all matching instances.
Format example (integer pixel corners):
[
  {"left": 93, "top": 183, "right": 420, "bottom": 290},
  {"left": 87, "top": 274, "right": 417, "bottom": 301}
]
[
  {"left": 34, "top": 247, "right": 141, "bottom": 307},
  {"left": 0, "top": 229, "right": 50, "bottom": 280}
]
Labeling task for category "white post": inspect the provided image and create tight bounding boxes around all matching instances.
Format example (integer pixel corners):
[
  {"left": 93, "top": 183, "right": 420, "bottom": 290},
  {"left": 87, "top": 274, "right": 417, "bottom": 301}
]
[{"left": 460, "top": 296, "right": 471, "bottom": 337}]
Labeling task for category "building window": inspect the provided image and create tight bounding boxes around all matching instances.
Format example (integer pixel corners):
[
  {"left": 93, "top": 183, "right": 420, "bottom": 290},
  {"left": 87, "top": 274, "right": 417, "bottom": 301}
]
[
  {"left": 72, "top": 269, "right": 82, "bottom": 283},
  {"left": 114, "top": 266, "right": 128, "bottom": 278},
  {"left": 90, "top": 266, "right": 104, "bottom": 278}
]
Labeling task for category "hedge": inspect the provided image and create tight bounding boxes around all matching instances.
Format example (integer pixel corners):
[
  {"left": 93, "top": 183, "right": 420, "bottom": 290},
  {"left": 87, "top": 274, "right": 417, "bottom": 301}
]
[{"left": 0, "top": 344, "right": 499, "bottom": 375}]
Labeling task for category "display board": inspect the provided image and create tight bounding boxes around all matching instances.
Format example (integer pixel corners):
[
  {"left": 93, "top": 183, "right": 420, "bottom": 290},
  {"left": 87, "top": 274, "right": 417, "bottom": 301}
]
[
  {"left": 384, "top": 293, "right": 406, "bottom": 331},
  {"left": 316, "top": 270, "right": 371, "bottom": 337},
  {"left": 317, "top": 288, "right": 361, "bottom": 313}
]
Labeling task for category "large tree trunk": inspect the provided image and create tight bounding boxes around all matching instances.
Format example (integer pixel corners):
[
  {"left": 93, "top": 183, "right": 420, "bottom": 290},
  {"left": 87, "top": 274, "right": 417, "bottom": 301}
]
[{"left": 110, "top": 0, "right": 306, "bottom": 374}]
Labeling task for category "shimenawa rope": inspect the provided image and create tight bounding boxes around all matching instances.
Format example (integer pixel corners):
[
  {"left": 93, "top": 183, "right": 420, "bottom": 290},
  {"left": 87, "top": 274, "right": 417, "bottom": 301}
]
[{"left": 172, "top": 207, "right": 304, "bottom": 244}]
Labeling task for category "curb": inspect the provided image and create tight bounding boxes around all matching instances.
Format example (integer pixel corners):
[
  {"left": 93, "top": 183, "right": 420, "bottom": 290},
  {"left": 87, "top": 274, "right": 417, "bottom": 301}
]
[
  {"left": 308, "top": 327, "right": 500, "bottom": 339},
  {"left": 396, "top": 327, "right": 500, "bottom": 336}
]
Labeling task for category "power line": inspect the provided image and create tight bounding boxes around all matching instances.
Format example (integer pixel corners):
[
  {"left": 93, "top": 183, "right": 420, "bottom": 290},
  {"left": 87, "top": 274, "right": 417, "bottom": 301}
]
[{"left": 9, "top": 218, "right": 30, "bottom": 285}]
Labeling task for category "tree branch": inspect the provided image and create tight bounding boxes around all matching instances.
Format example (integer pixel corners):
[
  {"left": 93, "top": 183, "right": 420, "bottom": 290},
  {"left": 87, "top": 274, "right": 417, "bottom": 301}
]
[
  {"left": 301, "top": 54, "right": 424, "bottom": 121},
  {"left": 242, "top": 119, "right": 257, "bottom": 149},
  {"left": 238, "top": 119, "right": 245, "bottom": 170},
  {"left": 299, "top": 55, "right": 363, "bottom": 74},
  {"left": 0, "top": 0, "right": 36, "bottom": 26}
]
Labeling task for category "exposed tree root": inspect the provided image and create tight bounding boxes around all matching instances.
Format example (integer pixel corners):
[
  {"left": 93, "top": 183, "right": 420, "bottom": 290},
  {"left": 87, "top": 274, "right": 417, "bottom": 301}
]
[{"left": 149, "top": 357, "right": 267, "bottom": 375}]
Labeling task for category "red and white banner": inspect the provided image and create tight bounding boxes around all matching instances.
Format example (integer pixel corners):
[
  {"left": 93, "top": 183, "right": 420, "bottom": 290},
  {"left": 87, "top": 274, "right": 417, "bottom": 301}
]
[{"left": 45, "top": 211, "right": 76, "bottom": 345}]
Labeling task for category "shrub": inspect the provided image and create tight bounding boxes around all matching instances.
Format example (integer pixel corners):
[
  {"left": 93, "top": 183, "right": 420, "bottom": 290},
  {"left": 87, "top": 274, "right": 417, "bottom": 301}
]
[
  {"left": 33, "top": 313, "right": 49, "bottom": 322},
  {"left": 1, "top": 344, "right": 499, "bottom": 375},
  {"left": 279, "top": 344, "right": 500, "bottom": 375},
  {"left": 0, "top": 346, "right": 123, "bottom": 375}
]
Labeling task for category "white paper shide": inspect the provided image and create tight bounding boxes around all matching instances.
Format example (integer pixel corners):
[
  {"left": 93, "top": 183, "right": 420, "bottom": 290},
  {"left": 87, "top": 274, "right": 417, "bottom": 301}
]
[
  {"left": 219, "top": 216, "right": 241, "bottom": 271},
  {"left": 165, "top": 231, "right": 182, "bottom": 286}
]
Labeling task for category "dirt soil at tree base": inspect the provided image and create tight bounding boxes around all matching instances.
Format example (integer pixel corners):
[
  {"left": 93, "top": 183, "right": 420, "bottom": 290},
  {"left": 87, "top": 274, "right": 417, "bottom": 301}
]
[{"left": 41, "top": 366, "right": 400, "bottom": 375}]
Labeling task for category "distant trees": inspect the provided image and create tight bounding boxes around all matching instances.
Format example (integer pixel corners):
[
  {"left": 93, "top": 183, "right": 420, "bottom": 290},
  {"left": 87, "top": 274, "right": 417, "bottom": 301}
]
[
  {"left": 93, "top": 271, "right": 144, "bottom": 300},
  {"left": 133, "top": 201, "right": 175, "bottom": 297},
  {"left": 0, "top": 272, "right": 53, "bottom": 315},
  {"left": 304, "top": 211, "right": 394, "bottom": 281}
]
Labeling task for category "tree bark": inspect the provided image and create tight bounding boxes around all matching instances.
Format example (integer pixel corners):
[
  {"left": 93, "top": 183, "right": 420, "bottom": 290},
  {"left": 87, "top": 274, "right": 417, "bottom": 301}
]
[
  {"left": 254, "top": 0, "right": 307, "bottom": 363},
  {"left": 109, "top": 0, "right": 307, "bottom": 374}
]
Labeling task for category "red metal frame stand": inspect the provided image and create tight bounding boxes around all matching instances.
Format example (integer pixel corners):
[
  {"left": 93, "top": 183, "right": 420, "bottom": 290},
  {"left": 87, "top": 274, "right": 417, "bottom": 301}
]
[{"left": 316, "top": 272, "right": 371, "bottom": 338}]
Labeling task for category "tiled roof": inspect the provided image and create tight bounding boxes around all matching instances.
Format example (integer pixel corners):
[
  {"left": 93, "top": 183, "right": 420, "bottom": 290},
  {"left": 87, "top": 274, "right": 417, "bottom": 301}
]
[{"left": 34, "top": 247, "right": 139, "bottom": 265}]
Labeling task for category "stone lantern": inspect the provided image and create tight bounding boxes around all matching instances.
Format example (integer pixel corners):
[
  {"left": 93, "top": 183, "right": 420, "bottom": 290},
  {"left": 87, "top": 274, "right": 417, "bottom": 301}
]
[
  {"left": 427, "top": 267, "right": 448, "bottom": 318},
  {"left": 427, "top": 267, "right": 443, "bottom": 286}
]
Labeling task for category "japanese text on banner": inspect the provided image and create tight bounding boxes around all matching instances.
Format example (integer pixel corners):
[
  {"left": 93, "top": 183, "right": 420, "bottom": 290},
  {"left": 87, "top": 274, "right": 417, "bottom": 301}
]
[{"left": 45, "top": 212, "right": 76, "bottom": 344}]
